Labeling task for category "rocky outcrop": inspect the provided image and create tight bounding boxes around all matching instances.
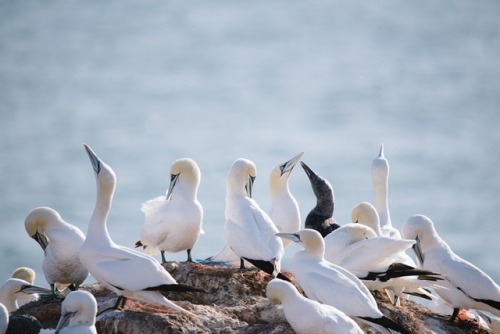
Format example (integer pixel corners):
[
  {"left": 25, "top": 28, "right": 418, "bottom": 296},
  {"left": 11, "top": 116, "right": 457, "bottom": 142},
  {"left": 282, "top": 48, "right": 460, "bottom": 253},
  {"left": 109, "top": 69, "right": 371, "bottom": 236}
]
[{"left": 12, "top": 262, "right": 492, "bottom": 333}]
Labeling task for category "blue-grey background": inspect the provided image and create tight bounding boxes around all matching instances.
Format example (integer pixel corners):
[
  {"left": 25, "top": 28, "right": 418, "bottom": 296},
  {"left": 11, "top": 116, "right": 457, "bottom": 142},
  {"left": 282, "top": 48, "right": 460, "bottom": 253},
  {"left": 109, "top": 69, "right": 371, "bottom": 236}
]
[{"left": 1, "top": 1, "right": 499, "bottom": 287}]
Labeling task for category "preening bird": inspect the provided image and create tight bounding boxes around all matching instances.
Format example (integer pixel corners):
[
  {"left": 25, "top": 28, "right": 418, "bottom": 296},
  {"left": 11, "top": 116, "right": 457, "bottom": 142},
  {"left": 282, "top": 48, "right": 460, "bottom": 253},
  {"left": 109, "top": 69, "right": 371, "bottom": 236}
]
[{"left": 25, "top": 207, "right": 89, "bottom": 297}]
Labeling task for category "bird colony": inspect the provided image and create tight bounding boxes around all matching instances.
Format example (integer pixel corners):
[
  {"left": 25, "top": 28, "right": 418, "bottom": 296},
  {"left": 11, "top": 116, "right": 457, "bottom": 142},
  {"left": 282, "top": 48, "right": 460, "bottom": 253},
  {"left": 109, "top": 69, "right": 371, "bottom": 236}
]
[{"left": 1, "top": 144, "right": 499, "bottom": 334}]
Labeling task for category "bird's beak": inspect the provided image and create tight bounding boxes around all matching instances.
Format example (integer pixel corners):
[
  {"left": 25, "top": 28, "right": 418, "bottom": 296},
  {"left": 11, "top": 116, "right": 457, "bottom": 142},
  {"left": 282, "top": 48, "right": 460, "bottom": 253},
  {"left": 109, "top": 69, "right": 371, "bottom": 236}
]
[
  {"left": 413, "top": 236, "right": 425, "bottom": 264},
  {"left": 33, "top": 231, "right": 49, "bottom": 251},
  {"left": 54, "top": 311, "right": 76, "bottom": 334},
  {"left": 84, "top": 144, "right": 101, "bottom": 175},
  {"left": 279, "top": 152, "right": 304, "bottom": 176},
  {"left": 166, "top": 173, "right": 180, "bottom": 200},
  {"left": 18, "top": 284, "right": 52, "bottom": 295},
  {"left": 276, "top": 232, "right": 301, "bottom": 243},
  {"left": 300, "top": 161, "right": 317, "bottom": 180},
  {"left": 245, "top": 175, "right": 255, "bottom": 198},
  {"left": 378, "top": 144, "right": 384, "bottom": 158}
]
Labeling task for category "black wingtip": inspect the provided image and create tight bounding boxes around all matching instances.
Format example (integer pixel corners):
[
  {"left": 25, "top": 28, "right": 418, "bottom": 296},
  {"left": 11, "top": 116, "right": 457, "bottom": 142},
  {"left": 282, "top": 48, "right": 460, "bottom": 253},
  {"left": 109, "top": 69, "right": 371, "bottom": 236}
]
[
  {"left": 241, "top": 257, "right": 291, "bottom": 281},
  {"left": 144, "top": 284, "right": 206, "bottom": 293},
  {"left": 360, "top": 316, "right": 409, "bottom": 334}
]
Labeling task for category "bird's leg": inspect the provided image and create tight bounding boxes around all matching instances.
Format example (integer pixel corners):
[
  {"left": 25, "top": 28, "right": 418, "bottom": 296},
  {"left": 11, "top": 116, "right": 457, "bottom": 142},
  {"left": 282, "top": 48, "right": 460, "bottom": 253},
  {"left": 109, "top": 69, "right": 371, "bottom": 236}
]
[
  {"left": 450, "top": 308, "right": 460, "bottom": 322},
  {"left": 50, "top": 283, "right": 58, "bottom": 300},
  {"left": 240, "top": 258, "right": 245, "bottom": 269},
  {"left": 161, "top": 251, "right": 167, "bottom": 264},
  {"left": 187, "top": 249, "right": 193, "bottom": 262},
  {"left": 96, "top": 296, "right": 127, "bottom": 316}
]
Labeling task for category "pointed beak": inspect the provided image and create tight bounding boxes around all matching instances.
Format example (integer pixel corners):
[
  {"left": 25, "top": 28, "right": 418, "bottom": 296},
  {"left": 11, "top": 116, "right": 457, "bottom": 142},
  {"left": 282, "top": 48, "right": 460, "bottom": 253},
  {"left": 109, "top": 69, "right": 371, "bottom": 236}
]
[
  {"left": 33, "top": 231, "right": 49, "bottom": 251},
  {"left": 413, "top": 236, "right": 425, "bottom": 264},
  {"left": 245, "top": 175, "right": 255, "bottom": 198},
  {"left": 54, "top": 311, "right": 75, "bottom": 334},
  {"left": 84, "top": 144, "right": 101, "bottom": 175},
  {"left": 378, "top": 144, "right": 384, "bottom": 158},
  {"left": 166, "top": 173, "right": 179, "bottom": 200},
  {"left": 279, "top": 152, "right": 304, "bottom": 177},
  {"left": 276, "top": 232, "right": 301, "bottom": 243},
  {"left": 300, "top": 161, "right": 317, "bottom": 180},
  {"left": 19, "top": 284, "right": 52, "bottom": 295}
]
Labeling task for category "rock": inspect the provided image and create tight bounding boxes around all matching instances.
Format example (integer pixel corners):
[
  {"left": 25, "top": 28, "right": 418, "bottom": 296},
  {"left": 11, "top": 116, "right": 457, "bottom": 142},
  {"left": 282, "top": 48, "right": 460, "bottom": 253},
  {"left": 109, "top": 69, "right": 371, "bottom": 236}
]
[{"left": 11, "top": 262, "right": 494, "bottom": 333}]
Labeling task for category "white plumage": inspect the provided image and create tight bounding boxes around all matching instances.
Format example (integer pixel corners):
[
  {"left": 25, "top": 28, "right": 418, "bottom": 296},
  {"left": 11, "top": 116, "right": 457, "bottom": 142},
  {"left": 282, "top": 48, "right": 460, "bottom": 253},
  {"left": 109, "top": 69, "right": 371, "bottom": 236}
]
[
  {"left": 402, "top": 214, "right": 500, "bottom": 321},
  {"left": 79, "top": 144, "right": 203, "bottom": 316},
  {"left": 11, "top": 267, "right": 38, "bottom": 306},
  {"left": 137, "top": 158, "right": 204, "bottom": 263},
  {"left": 267, "top": 152, "right": 303, "bottom": 248},
  {"left": 371, "top": 144, "right": 401, "bottom": 238},
  {"left": 53, "top": 290, "right": 97, "bottom": 334},
  {"left": 24, "top": 207, "right": 89, "bottom": 295},
  {"left": 266, "top": 279, "right": 364, "bottom": 334},
  {"left": 0, "top": 303, "right": 8, "bottom": 334},
  {"left": 224, "top": 158, "right": 284, "bottom": 277},
  {"left": 0, "top": 278, "right": 51, "bottom": 313},
  {"left": 276, "top": 229, "right": 409, "bottom": 334}
]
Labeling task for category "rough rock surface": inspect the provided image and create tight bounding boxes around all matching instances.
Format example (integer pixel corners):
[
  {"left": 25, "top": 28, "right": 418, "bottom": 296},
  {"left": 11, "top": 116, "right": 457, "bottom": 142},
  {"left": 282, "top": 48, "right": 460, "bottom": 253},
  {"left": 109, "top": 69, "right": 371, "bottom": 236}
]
[{"left": 11, "top": 262, "right": 493, "bottom": 333}]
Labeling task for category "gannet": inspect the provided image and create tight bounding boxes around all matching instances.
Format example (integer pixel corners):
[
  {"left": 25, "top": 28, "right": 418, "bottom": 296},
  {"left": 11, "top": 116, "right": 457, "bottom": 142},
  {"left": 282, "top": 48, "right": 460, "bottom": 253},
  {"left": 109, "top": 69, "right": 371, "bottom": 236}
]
[
  {"left": 0, "top": 278, "right": 52, "bottom": 313},
  {"left": 224, "top": 158, "right": 288, "bottom": 281},
  {"left": 352, "top": 202, "right": 428, "bottom": 304},
  {"left": 371, "top": 144, "right": 401, "bottom": 238},
  {"left": 0, "top": 303, "right": 7, "bottom": 334},
  {"left": 208, "top": 153, "right": 303, "bottom": 262},
  {"left": 276, "top": 229, "right": 409, "bottom": 334},
  {"left": 25, "top": 207, "right": 89, "bottom": 297},
  {"left": 79, "top": 144, "right": 204, "bottom": 316},
  {"left": 135, "top": 158, "right": 204, "bottom": 263},
  {"left": 324, "top": 223, "right": 441, "bottom": 303},
  {"left": 268, "top": 152, "right": 303, "bottom": 248},
  {"left": 401, "top": 214, "right": 500, "bottom": 321},
  {"left": 53, "top": 290, "right": 97, "bottom": 334},
  {"left": 266, "top": 279, "right": 364, "bottom": 334},
  {"left": 11, "top": 267, "right": 38, "bottom": 306},
  {"left": 300, "top": 162, "right": 340, "bottom": 237}
]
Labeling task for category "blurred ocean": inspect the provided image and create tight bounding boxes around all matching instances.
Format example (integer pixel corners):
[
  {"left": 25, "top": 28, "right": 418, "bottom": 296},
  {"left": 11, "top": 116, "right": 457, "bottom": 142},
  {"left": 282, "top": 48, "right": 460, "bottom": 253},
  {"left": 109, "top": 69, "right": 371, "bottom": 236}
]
[{"left": 1, "top": 1, "right": 499, "bottom": 287}]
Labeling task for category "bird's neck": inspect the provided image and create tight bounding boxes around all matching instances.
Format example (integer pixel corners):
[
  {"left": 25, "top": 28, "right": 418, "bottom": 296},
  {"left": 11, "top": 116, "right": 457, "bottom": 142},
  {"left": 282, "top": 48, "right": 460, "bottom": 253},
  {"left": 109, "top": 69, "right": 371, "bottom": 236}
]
[{"left": 87, "top": 187, "right": 113, "bottom": 244}]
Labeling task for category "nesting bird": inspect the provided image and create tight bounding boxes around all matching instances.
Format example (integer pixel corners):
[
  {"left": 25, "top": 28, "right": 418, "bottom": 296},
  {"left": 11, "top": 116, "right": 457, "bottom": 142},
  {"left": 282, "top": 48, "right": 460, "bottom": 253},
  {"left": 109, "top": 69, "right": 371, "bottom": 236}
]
[
  {"left": 276, "top": 229, "right": 409, "bottom": 334},
  {"left": 266, "top": 279, "right": 364, "bottom": 334},
  {"left": 53, "top": 290, "right": 97, "bottom": 333},
  {"left": 0, "top": 278, "right": 51, "bottom": 313},
  {"left": 224, "top": 158, "right": 288, "bottom": 280},
  {"left": 11, "top": 267, "right": 38, "bottom": 306},
  {"left": 136, "top": 158, "right": 204, "bottom": 263},
  {"left": 324, "top": 223, "right": 441, "bottom": 304},
  {"left": 24, "top": 207, "right": 88, "bottom": 297},
  {"left": 402, "top": 214, "right": 500, "bottom": 321},
  {"left": 79, "top": 144, "right": 204, "bottom": 316},
  {"left": 300, "top": 162, "right": 340, "bottom": 237}
]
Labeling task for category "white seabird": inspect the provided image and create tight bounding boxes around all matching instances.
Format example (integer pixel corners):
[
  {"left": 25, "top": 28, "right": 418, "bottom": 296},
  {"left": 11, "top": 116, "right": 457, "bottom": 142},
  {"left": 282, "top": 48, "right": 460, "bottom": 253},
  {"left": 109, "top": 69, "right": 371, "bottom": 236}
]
[
  {"left": 79, "top": 144, "right": 204, "bottom": 316},
  {"left": 53, "top": 290, "right": 97, "bottom": 334},
  {"left": 224, "top": 158, "right": 288, "bottom": 280},
  {"left": 0, "top": 303, "right": 8, "bottom": 334},
  {"left": 135, "top": 158, "right": 204, "bottom": 263},
  {"left": 208, "top": 153, "right": 303, "bottom": 262},
  {"left": 401, "top": 214, "right": 500, "bottom": 321},
  {"left": 351, "top": 202, "right": 430, "bottom": 304},
  {"left": 371, "top": 144, "right": 401, "bottom": 238},
  {"left": 0, "top": 278, "right": 52, "bottom": 313},
  {"left": 266, "top": 278, "right": 364, "bottom": 334},
  {"left": 25, "top": 207, "right": 89, "bottom": 296},
  {"left": 276, "top": 229, "right": 409, "bottom": 334},
  {"left": 267, "top": 152, "right": 304, "bottom": 248},
  {"left": 324, "top": 223, "right": 440, "bottom": 303},
  {"left": 11, "top": 267, "right": 38, "bottom": 306}
]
